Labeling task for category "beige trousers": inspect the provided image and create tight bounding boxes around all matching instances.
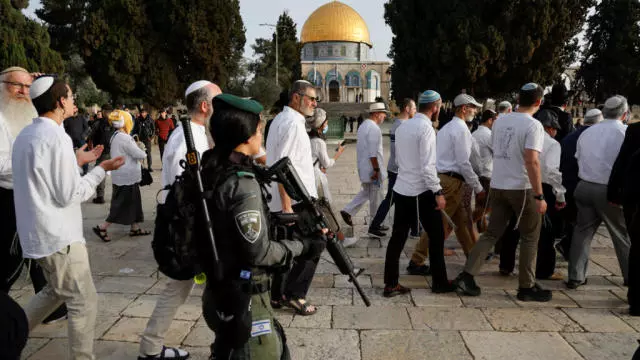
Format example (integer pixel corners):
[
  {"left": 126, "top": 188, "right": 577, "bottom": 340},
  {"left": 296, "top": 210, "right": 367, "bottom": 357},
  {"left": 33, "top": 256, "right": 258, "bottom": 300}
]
[
  {"left": 25, "top": 242, "right": 98, "bottom": 360},
  {"left": 139, "top": 278, "right": 194, "bottom": 356}
]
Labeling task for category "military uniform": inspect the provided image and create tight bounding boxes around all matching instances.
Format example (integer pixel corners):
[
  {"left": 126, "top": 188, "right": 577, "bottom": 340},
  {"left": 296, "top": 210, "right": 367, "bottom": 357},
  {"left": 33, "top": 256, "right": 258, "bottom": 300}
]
[{"left": 200, "top": 151, "right": 304, "bottom": 360}]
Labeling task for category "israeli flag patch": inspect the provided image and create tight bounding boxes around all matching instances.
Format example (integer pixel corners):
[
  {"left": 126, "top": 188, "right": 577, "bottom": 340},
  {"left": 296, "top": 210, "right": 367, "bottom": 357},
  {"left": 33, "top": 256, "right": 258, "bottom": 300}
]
[{"left": 250, "top": 319, "right": 272, "bottom": 337}]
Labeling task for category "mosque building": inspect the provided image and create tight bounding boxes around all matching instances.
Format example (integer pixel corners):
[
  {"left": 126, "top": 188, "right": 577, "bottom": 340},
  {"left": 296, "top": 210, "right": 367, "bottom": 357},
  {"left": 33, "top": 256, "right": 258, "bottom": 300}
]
[{"left": 300, "top": 1, "right": 391, "bottom": 104}]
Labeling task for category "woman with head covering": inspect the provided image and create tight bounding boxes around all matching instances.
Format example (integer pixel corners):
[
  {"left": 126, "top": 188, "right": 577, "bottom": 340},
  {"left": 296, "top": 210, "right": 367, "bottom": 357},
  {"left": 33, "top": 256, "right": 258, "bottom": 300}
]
[
  {"left": 306, "top": 108, "right": 345, "bottom": 203},
  {"left": 197, "top": 94, "right": 319, "bottom": 359},
  {"left": 93, "top": 110, "right": 150, "bottom": 242}
]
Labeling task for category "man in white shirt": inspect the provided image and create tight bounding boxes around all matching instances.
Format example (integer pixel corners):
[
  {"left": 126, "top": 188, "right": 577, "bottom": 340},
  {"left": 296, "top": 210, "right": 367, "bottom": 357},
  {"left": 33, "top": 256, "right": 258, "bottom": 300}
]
[
  {"left": 138, "top": 80, "right": 221, "bottom": 360},
  {"left": 12, "top": 76, "right": 124, "bottom": 359},
  {"left": 472, "top": 109, "right": 496, "bottom": 191},
  {"left": 340, "top": 102, "right": 389, "bottom": 238},
  {"left": 497, "top": 101, "right": 513, "bottom": 115},
  {"left": 266, "top": 80, "right": 323, "bottom": 315},
  {"left": 567, "top": 95, "right": 631, "bottom": 289},
  {"left": 384, "top": 90, "right": 454, "bottom": 297},
  {"left": 454, "top": 83, "right": 551, "bottom": 302},
  {"left": 368, "top": 99, "right": 418, "bottom": 238},
  {"left": 407, "top": 94, "right": 486, "bottom": 273}
]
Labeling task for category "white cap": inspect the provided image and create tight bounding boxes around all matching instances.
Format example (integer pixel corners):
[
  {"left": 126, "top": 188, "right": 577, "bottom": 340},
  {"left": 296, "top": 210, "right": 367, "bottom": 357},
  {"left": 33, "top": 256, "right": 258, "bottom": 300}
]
[
  {"left": 185, "top": 80, "right": 213, "bottom": 97},
  {"left": 454, "top": 94, "right": 482, "bottom": 107},
  {"left": 30, "top": 76, "right": 55, "bottom": 99},
  {"left": 584, "top": 109, "right": 603, "bottom": 125},
  {"left": 604, "top": 95, "right": 624, "bottom": 109}
]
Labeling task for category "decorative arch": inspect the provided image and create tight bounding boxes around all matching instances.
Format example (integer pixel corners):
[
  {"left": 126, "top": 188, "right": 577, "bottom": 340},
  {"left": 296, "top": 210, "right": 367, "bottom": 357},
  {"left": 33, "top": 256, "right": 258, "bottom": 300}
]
[
  {"left": 307, "top": 70, "right": 323, "bottom": 87},
  {"left": 365, "top": 70, "right": 380, "bottom": 90},
  {"left": 325, "top": 69, "right": 343, "bottom": 84},
  {"left": 345, "top": 71, "right": 361, "bottom": 87}
]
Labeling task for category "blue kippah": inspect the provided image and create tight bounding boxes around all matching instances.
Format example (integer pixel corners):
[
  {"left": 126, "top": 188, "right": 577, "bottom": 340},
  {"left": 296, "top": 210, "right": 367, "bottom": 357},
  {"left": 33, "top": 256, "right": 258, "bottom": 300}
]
[
  {"left": 521, "top": 83, "right": 539, "bottom": 91},
  {"left": 418, "top": 90, "right": 441, "bottom": 104}
]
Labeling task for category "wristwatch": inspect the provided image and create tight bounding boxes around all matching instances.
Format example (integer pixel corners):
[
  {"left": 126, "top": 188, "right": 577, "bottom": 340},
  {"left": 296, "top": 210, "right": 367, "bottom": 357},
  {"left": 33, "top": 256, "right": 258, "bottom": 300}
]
[{"left": 534, "top": 194, "right": 545, "bottom": 201}]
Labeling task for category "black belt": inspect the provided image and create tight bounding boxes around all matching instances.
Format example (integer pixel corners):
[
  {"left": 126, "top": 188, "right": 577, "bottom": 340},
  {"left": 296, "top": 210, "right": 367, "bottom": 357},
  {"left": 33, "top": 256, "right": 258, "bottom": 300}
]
[{"left": 439, "top": 172, "right": 465, "bottom": 182}]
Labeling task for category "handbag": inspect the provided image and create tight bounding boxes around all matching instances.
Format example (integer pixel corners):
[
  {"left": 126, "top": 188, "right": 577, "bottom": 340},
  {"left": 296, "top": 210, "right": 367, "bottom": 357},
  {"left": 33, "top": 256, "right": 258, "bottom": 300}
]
[{"left": 140, "top": 166, "right": 153, "bottom": 186}]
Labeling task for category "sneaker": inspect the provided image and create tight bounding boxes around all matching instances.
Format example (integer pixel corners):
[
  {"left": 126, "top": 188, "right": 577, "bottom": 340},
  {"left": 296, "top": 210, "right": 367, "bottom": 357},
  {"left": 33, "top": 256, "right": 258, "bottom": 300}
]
[
  {"left": 406, "top": 261, "right": 431, "bottom": 276},
  {"left": 367, "top": 228, "right": 386, "bottom": 238},
  {"left": 453, "top": 272, "right": 481, "bottom": 296},
  {"left": 565, "top": 279, "right": 587, "bottom": 290},
  {"left": 517, "top": 283, "right": 552, "bottom": 302},
  {"left": 340, "top": 210, "right": 354, "bottom": 226},
  {"left": 432, "top": 281, "right": 457, "bottom": 293},
  {"left": 92, "top": 197, "right": 105, "bottom": 204},
  {"left": 342, "top": 237, "right": 359, "bottom": 248},
  {"left": 139, "top": 346, "right": 190, "bottom": 360},
  {"left": 42, "top": 306, "right": 68, "bottom": 325},
  {"left": 383, "top": 284, "right": 411, "bottom": 298}
]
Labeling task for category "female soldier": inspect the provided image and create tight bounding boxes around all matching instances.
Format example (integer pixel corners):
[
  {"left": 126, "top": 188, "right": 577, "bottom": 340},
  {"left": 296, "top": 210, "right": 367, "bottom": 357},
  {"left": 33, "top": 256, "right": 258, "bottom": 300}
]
[{"left": 198, "top": 94, "right": 321, "bottom": 360}]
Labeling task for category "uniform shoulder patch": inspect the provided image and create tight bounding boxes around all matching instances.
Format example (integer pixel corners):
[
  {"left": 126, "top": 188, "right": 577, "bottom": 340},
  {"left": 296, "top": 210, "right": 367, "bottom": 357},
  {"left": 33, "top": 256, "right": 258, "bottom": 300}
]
[{"left": 235, "top": 210, "right": 262, "bottom": 243}]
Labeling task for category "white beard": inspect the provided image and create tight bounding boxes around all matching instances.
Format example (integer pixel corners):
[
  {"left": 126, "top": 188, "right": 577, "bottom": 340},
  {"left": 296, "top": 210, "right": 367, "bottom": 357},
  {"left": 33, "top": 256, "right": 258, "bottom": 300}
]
[{"left": 0, "top": 90, "right": 38, "bottom": 138}]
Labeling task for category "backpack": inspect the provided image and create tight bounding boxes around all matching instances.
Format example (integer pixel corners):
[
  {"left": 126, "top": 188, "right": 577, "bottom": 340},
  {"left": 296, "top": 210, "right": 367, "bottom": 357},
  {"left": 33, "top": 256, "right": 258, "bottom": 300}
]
[
  {"left": 139, "top": 116, "right": 155, "bottom": 139},
  {"left": 152, "top": 167, "right": 203, "bottom": 280}
]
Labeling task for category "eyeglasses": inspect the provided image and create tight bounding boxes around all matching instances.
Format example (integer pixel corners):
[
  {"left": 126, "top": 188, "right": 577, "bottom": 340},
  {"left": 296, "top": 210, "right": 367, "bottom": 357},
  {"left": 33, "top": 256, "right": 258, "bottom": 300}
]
[
  {"left": 298, "top": 92, "right": 321, "bottom": 103},
  {"left": 2, "top": 81, "right": 31, "bottom": 90}
]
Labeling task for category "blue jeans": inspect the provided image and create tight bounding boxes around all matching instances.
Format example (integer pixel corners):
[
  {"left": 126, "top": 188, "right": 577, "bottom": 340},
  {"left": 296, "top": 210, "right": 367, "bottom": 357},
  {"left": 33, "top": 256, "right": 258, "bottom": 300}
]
[{"left": 369, "top": 172, "right": 418, "bottom": 235}]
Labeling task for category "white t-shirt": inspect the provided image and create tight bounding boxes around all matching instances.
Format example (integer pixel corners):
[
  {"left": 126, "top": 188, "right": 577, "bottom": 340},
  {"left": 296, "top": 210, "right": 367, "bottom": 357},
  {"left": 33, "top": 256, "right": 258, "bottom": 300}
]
[
  {"left": 356, "top": 119, "right": 385, "bottom": 184},
  {"left": 490, "top": 112, "right": 544, "bottom": 190}
]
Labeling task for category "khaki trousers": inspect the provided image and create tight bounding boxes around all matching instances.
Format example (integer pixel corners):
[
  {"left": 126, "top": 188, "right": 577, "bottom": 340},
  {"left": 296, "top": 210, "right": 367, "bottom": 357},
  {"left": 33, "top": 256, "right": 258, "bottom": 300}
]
[
  {"left": 25, "top": 242, "right": 97, "bottom": 360},
  {"left": 139, "top": 279, "right": 194, "bottom": 356},
  {"left": 410, "top": 174, "right": 475, "bottom": 265},
  {"left": 464, "top": 189, "right": 542, "bottom": 288}
]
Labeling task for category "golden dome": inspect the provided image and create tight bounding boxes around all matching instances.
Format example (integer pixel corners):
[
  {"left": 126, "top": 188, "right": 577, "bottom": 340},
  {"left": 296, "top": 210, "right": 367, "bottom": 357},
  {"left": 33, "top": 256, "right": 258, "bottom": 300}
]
[{"left": 301, "top": 1, "right": 371, "bottom": 46}]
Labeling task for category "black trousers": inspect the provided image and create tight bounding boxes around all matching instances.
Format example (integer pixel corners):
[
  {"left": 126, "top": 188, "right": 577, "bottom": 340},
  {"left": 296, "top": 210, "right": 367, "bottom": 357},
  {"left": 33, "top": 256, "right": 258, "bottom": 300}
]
[
  {"left": 384, "top": 190, "right": 448, "bottom": 287},
  {"left": 499, "top": 184, "right": 557, "bottom": 278},
  {"left": 625, "top": 201, "right": 640, "bottom": 308},
  {"left": 556, "top": 184, "right": 578, "bottom": 259},
  {"left": 158, "top": 138, "right": 168, "bottom": 162},
  {"left": 143, "top": 139, "right": 153, "bottom": 169}
]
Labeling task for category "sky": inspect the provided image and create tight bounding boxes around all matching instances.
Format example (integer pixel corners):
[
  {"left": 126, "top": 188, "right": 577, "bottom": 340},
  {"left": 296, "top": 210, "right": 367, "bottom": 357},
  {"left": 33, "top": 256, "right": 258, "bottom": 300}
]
[{"left": 23, "top": 0, "right": 394, "bottom": 62}]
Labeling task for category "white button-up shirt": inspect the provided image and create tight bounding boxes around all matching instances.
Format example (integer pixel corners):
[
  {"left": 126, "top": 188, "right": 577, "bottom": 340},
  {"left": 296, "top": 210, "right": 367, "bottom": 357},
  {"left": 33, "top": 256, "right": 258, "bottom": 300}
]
[
  {"left": 576, "top": 119, "right": 627, "bottom": 185},
  {"left": 0, "top": 112, "right": 14, "bottom": 189},
  {"left": 471, "top": 125, "right": 493, "bottom": 179},
  {"left": 109, "top": 131, "right": 146, "bottom": 186},
  {"left": 541, "top": 132, "right": 566, "bottom": 202},
  {"left": 266, "top": 106, "right": 317, "bottom": 212},
  {"left": 160, "top": 121, "right": 210, "bottom": 203},
  {"left": 356, "top": 119, "right": 385, "bottom": 184},
  {"left": 393, "top": 113, "right": 442, "bottom": 196},
  {"left": 436, "top": 117, "right": 483, "bottom": 193},
  {"left": 12, "top": 117, "right": 106, "bottom": 259}
]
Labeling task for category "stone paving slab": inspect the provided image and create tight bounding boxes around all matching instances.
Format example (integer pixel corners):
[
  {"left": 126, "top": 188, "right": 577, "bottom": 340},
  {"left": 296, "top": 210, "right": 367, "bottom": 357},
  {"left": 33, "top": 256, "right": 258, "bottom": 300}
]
[
  {"left": 101, "top": 317, "right": 193, "bottom": 344},
  {"left": 333, "top": 306, "right": 412, "bottom": 330},
  {"left": 410, "top": 288, "right": 462, "bottom": 307},
  {"left": 461, "top": 331, "right": 584, "bottom": 360},
  {"left": 459, "top": 288, "right": 518, "bottom": 308},
  {"left": 483, "top": 308, "right": 571, "bottom": 332},
  {"left": 562, "top": 332, "right": 640, "bottom": 360},
  {"left": 562, "top": 308, "right": 636, "bottom": 333},
  {"left": 289, "top": 305, "right": 332, "bottom": 329},
  {"left": 408, "top": 307, "right": 493, "bottom": 331},
  {"left": 361, "top": 330, "right": 473, "bottom": 360},
  {"left": 564, "top": 290, "right": 629, "bottom": 309},
  {"left": 94, "top": 275, "right": 158, "bottom": 294},
  {"left": 287, "top": 329, "right": 361, "bottom": 360}
]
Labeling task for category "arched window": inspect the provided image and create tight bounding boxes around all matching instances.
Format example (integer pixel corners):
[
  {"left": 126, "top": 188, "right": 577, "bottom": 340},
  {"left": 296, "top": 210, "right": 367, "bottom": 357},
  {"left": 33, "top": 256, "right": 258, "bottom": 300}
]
[
  {"left": 345, "top": 71, "right": 361, "bottom": 87},
  {"left": 307, "top": 70, "right": 323, "bottom": 87}
]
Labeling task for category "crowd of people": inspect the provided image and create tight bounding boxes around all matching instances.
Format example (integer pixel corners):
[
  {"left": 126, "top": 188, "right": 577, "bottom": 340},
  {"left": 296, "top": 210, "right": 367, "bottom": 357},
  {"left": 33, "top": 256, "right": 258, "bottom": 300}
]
[{"left": 0, "top": 63, "right": 639, "bottom": 360}]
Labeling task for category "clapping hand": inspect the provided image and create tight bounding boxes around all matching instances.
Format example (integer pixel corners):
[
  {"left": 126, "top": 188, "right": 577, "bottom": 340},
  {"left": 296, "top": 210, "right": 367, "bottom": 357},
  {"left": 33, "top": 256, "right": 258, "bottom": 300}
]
[
  {"left": 76, "top": 144, "right": 103, "bottom": 166},
  {"left": 99, "top": 156, "right": 125, "bottom": 171}
]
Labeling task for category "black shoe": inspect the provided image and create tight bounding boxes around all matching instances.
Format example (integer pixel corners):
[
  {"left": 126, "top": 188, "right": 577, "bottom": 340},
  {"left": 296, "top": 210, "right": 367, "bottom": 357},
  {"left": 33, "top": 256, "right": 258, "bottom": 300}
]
[
  {"left": 43, "top": 305, "right": 68, "bottom": 325},
  {"left": 453, "top": 272, "right": 481, "bottom": 296},
  {"left": 517, "top": 283, "right": 552, "bottom": 302},
  {"left": 378, "top": 225, "right": 390, "bottom": 231},
  {"left": 406, "top": 261, "right": 431, "bottom": 276},
  {"left": 367, "top": 228, "right": 386, "bottom": 238},
  {"left": 340, "top": 210, "right": 354, "bottom": 227},
  {"left": 432, "top": 281, "right": 457, "bottom": 293},
  {"left": 383, "top": 284, "right": 411, "bottom": 298},
  {"left": 565, "top": 279, "right": 587, "bottom": 289},
  {"left": 92, "top": 197, "right": 105, "bottom": 204}
]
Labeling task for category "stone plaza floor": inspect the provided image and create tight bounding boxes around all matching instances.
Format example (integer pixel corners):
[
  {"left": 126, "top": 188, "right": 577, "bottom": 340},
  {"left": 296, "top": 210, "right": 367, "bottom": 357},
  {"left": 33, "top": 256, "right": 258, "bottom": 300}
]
[{"left": 12, "top": 135, "right": 640, "bottom": 359}]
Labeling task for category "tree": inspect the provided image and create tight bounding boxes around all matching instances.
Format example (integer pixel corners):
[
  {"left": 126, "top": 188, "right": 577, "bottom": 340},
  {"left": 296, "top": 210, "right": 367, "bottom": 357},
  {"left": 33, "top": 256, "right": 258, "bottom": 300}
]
[
  {"left": 249, "top": 11, "right": 301, "bottom": 90},
  {"left": 577, "top": 0, "right": 640, "bottom": 104},
  {"left": 248, "top": 76, "right": 281, "bottom": 110},
  {"left": 384, "top": 0, "right": 593, "bottom": 101},
  {"left": 0, "top": 0, "right": 64, "bottom": 73}
]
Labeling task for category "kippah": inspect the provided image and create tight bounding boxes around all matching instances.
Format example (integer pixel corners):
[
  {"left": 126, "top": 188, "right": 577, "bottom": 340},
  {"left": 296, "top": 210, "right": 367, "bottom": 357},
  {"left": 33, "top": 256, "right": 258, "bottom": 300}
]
[
  {"left": 604, "top": 95, "right": 624, "bottom": 109},
  {"left": 216, "top": 93, "right": 263, "bottom": 114},
  {"left": 521, "top": 83, "right": 539, "bottom": 91},
  {"left": 498, "top": 101, "right": 512, "bottom": 109},
  {"left": 29, "top": 76, "right": 55, "bottom": 99},
  {"left": 0, "top": 66, "right": 29, "bottom": 75},
  {"left": 418, "top": 90, "right": 441, "bottom": 104},
  {"left": 185, "top": 80, "right": 213, "bottom": 98},
  {"left": 585, "top": 109, "right": 602, "bottom": 119}
]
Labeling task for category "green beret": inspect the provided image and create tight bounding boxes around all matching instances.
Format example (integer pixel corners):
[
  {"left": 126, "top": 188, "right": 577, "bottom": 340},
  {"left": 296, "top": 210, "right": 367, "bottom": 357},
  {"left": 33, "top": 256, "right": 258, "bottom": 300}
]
[{"left": 215, "top": 93, "right": 263, "bottom": 115}]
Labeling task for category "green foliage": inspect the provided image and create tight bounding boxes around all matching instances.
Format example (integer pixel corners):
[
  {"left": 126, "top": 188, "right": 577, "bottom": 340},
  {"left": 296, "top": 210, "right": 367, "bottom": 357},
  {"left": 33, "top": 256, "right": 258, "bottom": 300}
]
[
  {"left": 384, "top": 0, "right": 593, "bottom": 101},
  {"left": 0, "top": 0, "right": 64, "bottom": 73},
  {"left": 249, "top": 11, "right": 301, "bottom": 91},
  {"left": 248, "top": 76, "right": 281, "bottom": 110},
  {"left": 38, "top": 0, "right": 246, "bottom": 107},
  {"left": 577, "top": 0, "right": 640, "bottom": 104}
]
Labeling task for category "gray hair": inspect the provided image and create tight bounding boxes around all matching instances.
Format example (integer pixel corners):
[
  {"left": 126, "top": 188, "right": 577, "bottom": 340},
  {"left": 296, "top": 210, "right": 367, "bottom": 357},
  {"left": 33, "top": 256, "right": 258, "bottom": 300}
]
[
  {"left": 186, "top": 86, "right": 212, "bottom": 115},
  {"left": 602, "top": 95, "right": 629, "bottom": 120},
  {"left": 584, "top": 109, "right": 603, "bottom": 125},
  {"left": 497, "top": 101, "right": 512, "bottom": 113},
  {"left": 289, "top": 80, "right": 314, "bottom": 101}
]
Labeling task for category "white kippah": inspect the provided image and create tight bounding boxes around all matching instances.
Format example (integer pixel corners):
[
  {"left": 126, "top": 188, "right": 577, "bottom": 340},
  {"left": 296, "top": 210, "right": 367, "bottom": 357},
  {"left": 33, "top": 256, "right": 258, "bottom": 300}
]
[
  {"left": 604, "top": 96, "right": 624, "bottom": 109},
  {"left": 185, "top": 80, "right": 213, "bottom": 98},
  {"left": 111, "top": 119, "right": 125, "bottom": 129},
  {"left": 30, "top": 76, "right": 55, "bottom": 99},
  {"left": 584, "top": 109, "right": 603, "bottom": 124}
]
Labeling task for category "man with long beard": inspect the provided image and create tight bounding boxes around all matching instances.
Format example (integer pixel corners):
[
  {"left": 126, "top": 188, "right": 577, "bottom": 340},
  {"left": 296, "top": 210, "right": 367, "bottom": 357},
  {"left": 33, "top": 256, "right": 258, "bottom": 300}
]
[{"left": 0, "top": 67, "right": 68, "bottom": 323}]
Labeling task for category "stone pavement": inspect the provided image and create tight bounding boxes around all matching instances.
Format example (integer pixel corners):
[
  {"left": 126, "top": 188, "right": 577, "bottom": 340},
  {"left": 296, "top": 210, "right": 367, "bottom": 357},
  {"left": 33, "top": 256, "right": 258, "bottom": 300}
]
[{"left": 12, "top": 135, "right": 640, "bottom": 359}]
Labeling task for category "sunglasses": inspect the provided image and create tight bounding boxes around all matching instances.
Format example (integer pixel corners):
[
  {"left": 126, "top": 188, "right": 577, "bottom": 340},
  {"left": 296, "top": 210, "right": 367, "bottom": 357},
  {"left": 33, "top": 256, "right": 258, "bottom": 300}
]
[{"left": 298, "top": 92, "right": 321, "bottom": 103}]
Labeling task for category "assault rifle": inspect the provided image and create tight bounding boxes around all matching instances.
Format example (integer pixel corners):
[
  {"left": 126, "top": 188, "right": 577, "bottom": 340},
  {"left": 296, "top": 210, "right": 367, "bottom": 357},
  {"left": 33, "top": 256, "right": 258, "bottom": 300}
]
[{"left": 255, "top": 157, "right": 371, "bottom": 307}]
